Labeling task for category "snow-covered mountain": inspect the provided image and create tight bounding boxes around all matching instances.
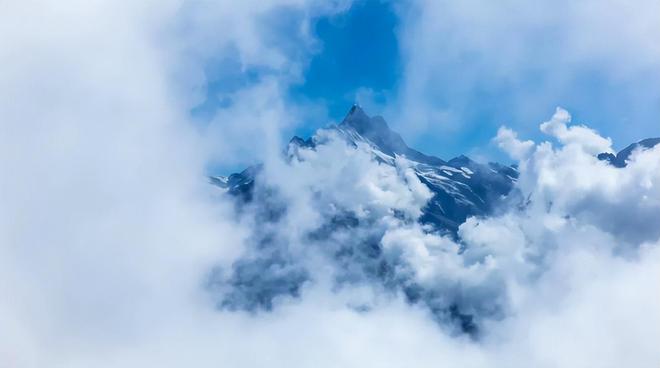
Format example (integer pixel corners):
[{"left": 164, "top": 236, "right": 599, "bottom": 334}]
[
  {"left": 209, "top": 105, "right": 660, "bottom": 336},
  {"left": 213, "top": 105, "right": 518, "bottom": 234}
]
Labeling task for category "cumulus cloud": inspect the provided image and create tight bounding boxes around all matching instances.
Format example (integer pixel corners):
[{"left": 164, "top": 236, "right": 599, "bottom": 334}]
[
  {"left": 494, "top": 126, "right": 535, "bottom": 160},
  {"left": 213, "top": 107, "right": 660, "bottom": 365},
  {"left": 1, "top": 1, "right": 659, "bottom": 367},
  {"left": 0, "top": 0, "right": 351, "bottom": 366},
  {"left": 539, "top": 107, "right": 613, "bottom": 154}
]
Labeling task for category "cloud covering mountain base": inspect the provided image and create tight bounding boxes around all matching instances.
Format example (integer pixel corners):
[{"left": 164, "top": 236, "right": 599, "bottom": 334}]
[
  {"left": 1, "top": 1, "right": 659, "bottom": 367},
  {"left": 208, "top": 106, "right": 660, "bottom": 365},
  {"left": 7, "top": 102, "right": 658, "bottom": 367}
]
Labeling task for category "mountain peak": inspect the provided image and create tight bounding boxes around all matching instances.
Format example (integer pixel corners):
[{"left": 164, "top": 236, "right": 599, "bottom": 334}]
[
  {"left": 214, "top": 104, "right": 520, "bottom": 238},
  {"left": 348, "top": 103, "right": 364, "bottom": 115},
  {"left": 335, "top": 105, "right": 447, "bottom": 166},
  {"left": 340, "top": 104, "right": 388, "bottom": 133},
  {"left": 338, "top": 105, "right": 406, "bottom": 155}
]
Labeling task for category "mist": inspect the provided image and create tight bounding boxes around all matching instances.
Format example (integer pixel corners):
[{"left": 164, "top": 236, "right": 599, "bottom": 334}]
[{"left": 1, "top": 1, "right": 659, "bottom": 367}]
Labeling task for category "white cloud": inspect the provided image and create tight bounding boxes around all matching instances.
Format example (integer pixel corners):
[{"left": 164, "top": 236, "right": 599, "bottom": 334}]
[
  {"left": 1, "top": 1, "right": 659, "bottom": 367},
  {"left": 389, "top": 0, "right": 660, "bottom": 155},
  {"left": 0, "top": 0, "right": 350, "bottom": 366},
  {"left": 210, "top": 106, "right": 660, "bottom": 366},
  {"left": 494, "top": 126, "right": 535, "bottom": 160},
  {"left": 539, "top": 107, "right": 613, "bottom": 155}
]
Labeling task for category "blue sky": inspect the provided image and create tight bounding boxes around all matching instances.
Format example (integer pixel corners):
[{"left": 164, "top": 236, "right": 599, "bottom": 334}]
[
  {"left": 289, "top": 0, "right": 401, "bottom": 120},
  {"left": 196, "top": 0, "right": 660, "bottom": 168}
]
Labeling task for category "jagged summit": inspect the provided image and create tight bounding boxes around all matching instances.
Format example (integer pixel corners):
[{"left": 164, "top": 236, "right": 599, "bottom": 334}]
[
  {"left": 289, "top": 135, "right": 314, "bottom": 148},
  {"left": 336, "top": 106, "right": 446, "bottom": 166},
  {"left": 344, "top": 103, "right": 366, "bottom": 119},
  {"left": 216, "top": 105, "right": 519, "bottom": 234},
  {"left": 340, "top": 105, "right": 387, "bottom": 135},
  {"left": 339, "top": 106, "right": 406, "bottom": 155},
  {"left": 212, "top": 105, "right": 522, "bottom": 331},
  {"left": 340, "top": 104, "right": 389, "bottom": 132}
]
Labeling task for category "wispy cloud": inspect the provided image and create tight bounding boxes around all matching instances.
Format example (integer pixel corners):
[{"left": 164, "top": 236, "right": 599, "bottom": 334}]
[
  {"left": 1, "top": 1, "right": 659, "bottom": 367},
  {"left": 389, "top": 0, "right": 660, "bottom": 158}
]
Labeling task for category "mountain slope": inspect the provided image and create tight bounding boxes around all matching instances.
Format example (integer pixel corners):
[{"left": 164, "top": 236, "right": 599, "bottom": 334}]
[
  {"left": 213, "top": 105, "right": 518, "bottom": 234},
  {"left": 209, "top": 106, "right": 659, "bottom": 336},
  {"left": 598, "top": 137, "right": 660, "bottom": 167}
]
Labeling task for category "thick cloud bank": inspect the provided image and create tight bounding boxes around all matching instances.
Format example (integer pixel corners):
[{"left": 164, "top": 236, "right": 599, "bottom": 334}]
[
  {"left": 213, "top": 109, "right": 660, "bottom": 353},
  {"left": 1, "top": 1, "right": 659, "bottom": 367}
]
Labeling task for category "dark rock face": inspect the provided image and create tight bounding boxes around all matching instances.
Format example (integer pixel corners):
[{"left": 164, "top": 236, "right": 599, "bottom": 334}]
[
  {"left": 340, "top": 105, "right": 447, "bottom": 166},
  {"left": 599, "top": 137, "right": 660, "bottom": 167},
  {"left": 207, "top": 106, "right": 518, "bottom": 337},
  {"left": 216, "top": 105, "right": 518, "bottom": 235}
]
